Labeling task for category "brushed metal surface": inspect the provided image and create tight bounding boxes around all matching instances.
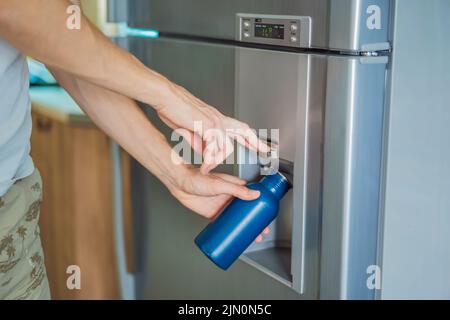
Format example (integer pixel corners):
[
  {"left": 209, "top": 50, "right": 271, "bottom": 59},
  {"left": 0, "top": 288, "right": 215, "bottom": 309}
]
[
  {"left": 320, "top": 55, "right": 387, "bottom": 299},
  {"left": 130, "top": 37, "right": 321, "bottom": 299},
  {"left": 126, "top": 26, "right": 387, "bottom": 301},
  {"left": 127, "top": 0, "right": 328, "bottom": 48},
  {"left": 234, "top": 47, "right": 324, "bottom": 294},
  {"left": 128, "top": 35, "right": 387, "bottom": 299},
  {"left": 127, "top": 0, "right": 390, "bottom": 52},
  {"left": 328, "top": 0, "right": 390, "bottom": 51}
]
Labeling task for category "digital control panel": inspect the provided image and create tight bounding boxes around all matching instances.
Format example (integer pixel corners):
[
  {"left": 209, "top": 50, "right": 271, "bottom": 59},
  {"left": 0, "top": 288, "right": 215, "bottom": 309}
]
[
  {"left": 254, "top": 23, "right": 285, "bottom": 40},
  {"left": 237, "top": 14, "right": 311, "bottom": 48}
]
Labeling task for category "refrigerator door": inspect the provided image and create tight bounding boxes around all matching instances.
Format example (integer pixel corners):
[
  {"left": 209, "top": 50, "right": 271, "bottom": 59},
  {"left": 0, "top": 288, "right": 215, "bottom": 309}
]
[
  {"left": 320, "top": 55, "right": 387, "bottom": 299},
  {"left": 129, "top": 36, "right": 387, "bottom": 299},
  {"left": 127, "top": 0, "right": 390, "bottom": 52},
  {"left": 129, "top": 37, "right": 325, "bottom": 299}
]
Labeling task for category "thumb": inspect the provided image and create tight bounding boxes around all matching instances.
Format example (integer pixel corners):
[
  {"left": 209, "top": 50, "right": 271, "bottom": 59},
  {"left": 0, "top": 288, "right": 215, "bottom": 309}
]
[{"left": 212, "top": 178, "right": 260, "bottom": 201}]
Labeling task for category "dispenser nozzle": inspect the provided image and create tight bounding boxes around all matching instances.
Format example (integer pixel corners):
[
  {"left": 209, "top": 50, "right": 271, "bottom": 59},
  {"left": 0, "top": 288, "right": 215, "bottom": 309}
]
[{"left": 260, "top": 158, "right": 294, "bottom": 187}]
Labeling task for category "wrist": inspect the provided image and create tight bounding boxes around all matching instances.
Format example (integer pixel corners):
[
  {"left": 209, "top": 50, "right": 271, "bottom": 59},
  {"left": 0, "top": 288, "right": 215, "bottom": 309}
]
[
  {"left": 143, "top": 68, "right": 174, "bottom": 110},
  {"left": 155, "top": 138, "right": 191, "bottom": 192},
  {"left": 160, "top": 163, "right": 192, "bottom": 197}
]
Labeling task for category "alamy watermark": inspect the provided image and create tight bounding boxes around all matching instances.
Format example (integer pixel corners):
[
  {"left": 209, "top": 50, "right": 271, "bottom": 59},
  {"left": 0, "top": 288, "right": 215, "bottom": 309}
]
[
  {"left": 170, "top": 121, "right": 280, "bottom": 175},
  {"left": 367, "top": 265, "right": 382, "bottom": 290},
  {"left": 66, "top": 2, "right": 81, "bottom": 30},
  {"left": 66, "top": 265, "right": 81, "bottom": 290}
]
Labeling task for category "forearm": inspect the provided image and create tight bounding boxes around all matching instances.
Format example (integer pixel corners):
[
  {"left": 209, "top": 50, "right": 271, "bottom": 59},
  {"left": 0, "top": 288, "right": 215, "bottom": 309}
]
[
  {"left": 49, "top": 68, "right": 186, "bottom": 190},
  {"left": 0, "top": 0, "right": 170, "bottom": 108}
]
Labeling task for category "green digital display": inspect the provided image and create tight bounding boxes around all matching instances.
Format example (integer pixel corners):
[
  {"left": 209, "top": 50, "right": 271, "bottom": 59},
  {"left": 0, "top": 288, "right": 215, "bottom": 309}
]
[{"left": 254, "top": 23, "right": 285, "bottom": 40}]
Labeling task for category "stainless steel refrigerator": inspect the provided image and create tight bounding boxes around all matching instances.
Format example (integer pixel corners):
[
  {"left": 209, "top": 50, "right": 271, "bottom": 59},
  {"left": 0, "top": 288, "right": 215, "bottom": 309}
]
[
  {"left": 109, "top": 0, "right": 392, "bottom": 300},
  {"left": 106, "top": 0, "right": 450, "bottom": 300},
  {"left": 104, "top": 0, "right": 400, "bottom": 299}
]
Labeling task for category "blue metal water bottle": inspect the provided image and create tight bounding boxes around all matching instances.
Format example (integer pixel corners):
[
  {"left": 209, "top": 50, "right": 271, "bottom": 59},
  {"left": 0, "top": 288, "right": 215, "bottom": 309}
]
[{"left": 195, "top": 172, "right": 290, "bottom": 270}]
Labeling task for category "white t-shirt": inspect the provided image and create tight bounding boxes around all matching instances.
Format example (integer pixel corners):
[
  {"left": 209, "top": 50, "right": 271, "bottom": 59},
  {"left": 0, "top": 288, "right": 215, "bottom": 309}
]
[{"left": 0, "top": 38, "right": 35, "bottom": 196}]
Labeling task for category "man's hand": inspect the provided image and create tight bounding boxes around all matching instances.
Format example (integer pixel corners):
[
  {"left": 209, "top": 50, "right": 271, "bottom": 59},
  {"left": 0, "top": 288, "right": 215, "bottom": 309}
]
[
  {"left": 165, "top": 168, "right": 259, "bottom": 219},
  {"left": 166, "top": 167, "right": 270, "bottom": 241},
  {"left": 157, "top": 82, "right": 270, "bottom": 175}
]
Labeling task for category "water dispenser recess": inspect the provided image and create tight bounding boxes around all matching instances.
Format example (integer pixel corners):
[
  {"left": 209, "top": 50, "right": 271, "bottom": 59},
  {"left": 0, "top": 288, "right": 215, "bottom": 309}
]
[
  {"left": 234, "top": 37, "right": 323, "bottom": 294},
  {"left": 237, "top": 148, "right": 295, "bottom": 285}
]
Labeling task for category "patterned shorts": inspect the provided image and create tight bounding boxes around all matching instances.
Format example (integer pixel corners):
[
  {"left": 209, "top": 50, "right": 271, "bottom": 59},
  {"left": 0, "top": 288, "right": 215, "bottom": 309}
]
[{"left": 0, "top": 169, "right": 51, "bottom": 300}]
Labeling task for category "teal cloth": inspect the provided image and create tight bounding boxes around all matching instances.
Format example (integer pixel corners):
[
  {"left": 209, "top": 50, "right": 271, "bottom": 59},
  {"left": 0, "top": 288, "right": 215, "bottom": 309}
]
[{"left": 27, "top": 58, "right": 57, "bottom": 85}]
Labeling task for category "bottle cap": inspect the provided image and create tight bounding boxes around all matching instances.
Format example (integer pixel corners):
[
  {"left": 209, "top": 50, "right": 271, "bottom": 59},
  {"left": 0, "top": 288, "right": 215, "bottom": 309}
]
[{"left": 260, "top": 172, "right": 290, "bottom": 200}]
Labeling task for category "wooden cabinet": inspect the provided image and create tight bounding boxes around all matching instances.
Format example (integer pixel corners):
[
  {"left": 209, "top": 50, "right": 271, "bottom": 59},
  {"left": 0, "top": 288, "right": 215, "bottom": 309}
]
[{"left": 30, "top": 90, "right": 132, "bottom": 300}]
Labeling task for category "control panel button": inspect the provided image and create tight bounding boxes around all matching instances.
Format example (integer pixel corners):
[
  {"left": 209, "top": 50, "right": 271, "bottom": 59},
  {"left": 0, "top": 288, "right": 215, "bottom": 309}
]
[
  {"left": 243, "top": 21, "right": 251, "bottom": 28},
  {"left": 290, "top": 24, "right": 298, "bottom": 32},
  {"left": 290, "top": 36, "right": 297, "bottom": 42},
  {"left": 244, "top": 32, "right": 250, "bottom": 38}
]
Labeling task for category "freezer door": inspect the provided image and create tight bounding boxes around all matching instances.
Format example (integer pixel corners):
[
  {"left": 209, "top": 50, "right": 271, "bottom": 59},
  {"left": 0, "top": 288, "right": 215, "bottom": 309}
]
[{"left": 126, "top": 0, "right": 390, "bottom": 52}]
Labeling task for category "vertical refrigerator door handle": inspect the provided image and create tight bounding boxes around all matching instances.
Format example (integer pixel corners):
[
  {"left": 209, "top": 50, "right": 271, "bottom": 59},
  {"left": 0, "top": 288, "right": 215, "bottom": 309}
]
[
  {"left": 111, "top": 141, "right": 136, "bottom": 300},
  {"left": 320, "top": 56, "right": 387, "bottom": 299},
  {"left": 290, "top": 55, "right": 312, "bottom": 295}
]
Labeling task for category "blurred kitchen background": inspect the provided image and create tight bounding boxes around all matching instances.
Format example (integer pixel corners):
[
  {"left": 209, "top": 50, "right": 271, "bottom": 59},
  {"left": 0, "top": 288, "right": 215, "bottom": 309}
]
[
  {"left": 30, "top": 0, "right": 133, "bottom": 300},
  {"left": 29, "top": 0, "right": 450, "bottom": 300}
]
